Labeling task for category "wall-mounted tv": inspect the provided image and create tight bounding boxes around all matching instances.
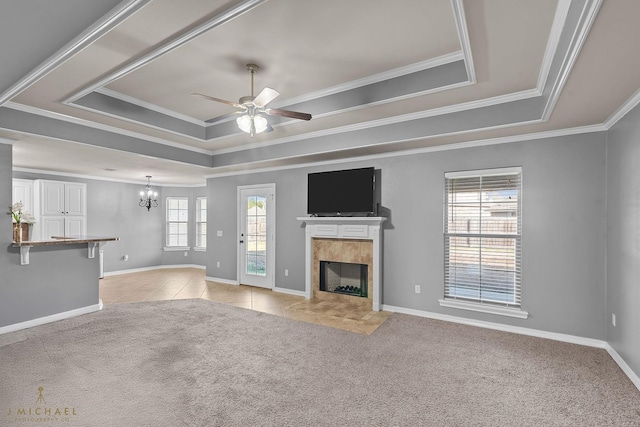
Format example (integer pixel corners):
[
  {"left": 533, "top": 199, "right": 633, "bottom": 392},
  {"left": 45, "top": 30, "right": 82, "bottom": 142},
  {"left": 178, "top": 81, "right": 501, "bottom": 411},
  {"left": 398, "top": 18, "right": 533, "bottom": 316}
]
[{"left": 307, "top": 167, "right": 375, "bottom": 216}]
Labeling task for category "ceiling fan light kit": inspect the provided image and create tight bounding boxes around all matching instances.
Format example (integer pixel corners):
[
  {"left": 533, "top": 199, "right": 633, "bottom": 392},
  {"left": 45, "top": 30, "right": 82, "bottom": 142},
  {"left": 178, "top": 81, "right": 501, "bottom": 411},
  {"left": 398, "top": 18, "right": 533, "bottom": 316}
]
[{"left": 192, "top": 63, "right": 312, "bottom": 137}]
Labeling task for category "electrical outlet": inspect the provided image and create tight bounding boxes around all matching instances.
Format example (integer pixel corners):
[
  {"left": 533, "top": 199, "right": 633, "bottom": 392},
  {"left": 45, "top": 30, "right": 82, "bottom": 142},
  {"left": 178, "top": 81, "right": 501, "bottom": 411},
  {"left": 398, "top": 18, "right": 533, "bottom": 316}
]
[
  {"left": 612, "top": 313, "right": 616, "bottom": 327},
  {"left": 216, "top": 261, "right": 220, "bottom": 268},
  {"left": 285, "top": 269, "right": 289, "bottom": 276},
  {"left": 415, "top": 285, "right": 421, "bottom": 294},
  {"left": 217, "top": 230, "right": 223, "bottom": 237},
  {"left": 184, "top": 251, "right": 188, "bottom": 257}
]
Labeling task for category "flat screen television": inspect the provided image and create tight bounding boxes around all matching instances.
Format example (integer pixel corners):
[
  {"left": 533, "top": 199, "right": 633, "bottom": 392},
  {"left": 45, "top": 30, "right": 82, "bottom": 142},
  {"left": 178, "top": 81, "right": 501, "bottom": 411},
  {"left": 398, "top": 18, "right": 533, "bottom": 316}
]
[{"left": 307, "top": 167, "right": 375, "bottom": 216}]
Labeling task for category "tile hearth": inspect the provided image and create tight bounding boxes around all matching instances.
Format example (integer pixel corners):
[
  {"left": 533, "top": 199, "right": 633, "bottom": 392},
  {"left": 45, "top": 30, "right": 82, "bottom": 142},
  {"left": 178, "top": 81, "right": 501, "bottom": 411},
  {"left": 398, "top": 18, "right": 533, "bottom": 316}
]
[{"left": 99, "top": 268, "right": 391, "bottom": 335}]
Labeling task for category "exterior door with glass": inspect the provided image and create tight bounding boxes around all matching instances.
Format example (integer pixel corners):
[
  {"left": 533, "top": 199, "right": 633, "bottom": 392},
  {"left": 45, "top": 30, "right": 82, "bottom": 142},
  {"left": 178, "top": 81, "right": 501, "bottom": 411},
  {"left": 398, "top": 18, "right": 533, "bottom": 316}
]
[{"left": 238, "top": 184, "right": 275, "bottom": 289}]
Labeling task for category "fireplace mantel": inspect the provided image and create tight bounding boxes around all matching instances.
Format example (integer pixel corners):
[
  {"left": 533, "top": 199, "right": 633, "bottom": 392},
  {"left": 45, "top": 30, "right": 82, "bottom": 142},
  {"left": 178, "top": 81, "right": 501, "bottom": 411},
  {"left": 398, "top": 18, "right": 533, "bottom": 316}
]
[{"left": 297, "top": 216, "right": 386, "bottom": 311}]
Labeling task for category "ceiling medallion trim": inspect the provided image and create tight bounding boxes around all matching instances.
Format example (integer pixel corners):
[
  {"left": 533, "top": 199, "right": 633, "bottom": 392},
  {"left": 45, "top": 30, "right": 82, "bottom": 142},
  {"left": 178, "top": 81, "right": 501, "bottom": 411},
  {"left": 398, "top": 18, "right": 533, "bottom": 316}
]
[{"left": 0, "top": 0, "right": 152, "bottom": 106}]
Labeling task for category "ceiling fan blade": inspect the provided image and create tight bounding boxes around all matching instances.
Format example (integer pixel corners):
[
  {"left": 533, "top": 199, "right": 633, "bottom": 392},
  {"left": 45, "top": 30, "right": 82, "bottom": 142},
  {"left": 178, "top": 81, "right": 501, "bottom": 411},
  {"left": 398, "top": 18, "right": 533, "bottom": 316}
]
[
  {"left": 204, "top": 111, "right": 242, "bottom": 124},
  {"left": 191, "top": 93, "right": 243, "bottom": 109},
  {"left": 253, "top": 87, "right": 280, "bottom": 108},
  {"left": 266, "top": 108, "right": 312, "bottom": 121}
]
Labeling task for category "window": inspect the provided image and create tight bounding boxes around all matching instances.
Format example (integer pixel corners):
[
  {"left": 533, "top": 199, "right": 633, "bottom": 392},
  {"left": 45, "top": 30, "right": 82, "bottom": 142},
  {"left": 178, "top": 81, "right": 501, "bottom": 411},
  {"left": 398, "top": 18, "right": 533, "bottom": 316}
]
[
  {"left": 441, "top": 167, "right": 525, "bottom": 318},
  {"left": 195, "top": 197, "right": 206, "bottom": 250},
  {"left": 166, "top": 197, "right": 188, "bottom": 248}
]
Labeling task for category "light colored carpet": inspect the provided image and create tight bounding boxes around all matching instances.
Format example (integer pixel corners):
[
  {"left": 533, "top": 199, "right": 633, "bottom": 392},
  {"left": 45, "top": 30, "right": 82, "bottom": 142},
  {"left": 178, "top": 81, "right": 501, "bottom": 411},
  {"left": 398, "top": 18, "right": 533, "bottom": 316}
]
[{"left": 1, "top": 299, "right": 639, "bottom": 426}]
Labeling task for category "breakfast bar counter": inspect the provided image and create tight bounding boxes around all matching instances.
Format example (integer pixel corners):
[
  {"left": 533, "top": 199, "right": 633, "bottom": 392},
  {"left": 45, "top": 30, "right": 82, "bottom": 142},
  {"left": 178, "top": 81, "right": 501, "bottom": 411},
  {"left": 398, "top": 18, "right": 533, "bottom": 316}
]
[{"left": 12, "top": 235, "right": 119, "bottom": 265}]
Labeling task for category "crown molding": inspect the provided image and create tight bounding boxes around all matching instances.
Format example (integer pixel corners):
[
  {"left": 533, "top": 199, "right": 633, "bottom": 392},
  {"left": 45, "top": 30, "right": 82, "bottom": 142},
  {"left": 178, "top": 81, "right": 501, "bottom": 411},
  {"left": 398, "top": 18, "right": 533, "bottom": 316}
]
[
  {"left": 205, "top": 123, "right": 606, "bottom": 179},
  {"left": 3, "top": 101, "right": 214, "bottom": 155},
  {"left": 12, "top": 167, "right": 206, "bottom": 187},
  {"left": 209, "top": 88, "right": 541, "bottom": 155},
  {"left": 95, "top": 88, "right": 206, "bottom": 126},
  {"left": 450, "top": 0, "right": 476, "bottom": 83},
  {"left": 603, "top": 88, "right": 640, "bottom": 130},
  {"left": 537, "top": 0, "right": 572, "bottom": 92},
  {"left": 541, "top": 0, "right": 603, "bottom": 121},
  {"left": 0, "top": 136, "right": 17, "bottom": 145},
  {"left": 270, "top": 51, "right": 465, "bottom": 109},
  {"left": 0, "top": 0, "right": 152, "bottom": 105},
  {"left": 64, "top": 0, "right": 267, "bottom": 104}
]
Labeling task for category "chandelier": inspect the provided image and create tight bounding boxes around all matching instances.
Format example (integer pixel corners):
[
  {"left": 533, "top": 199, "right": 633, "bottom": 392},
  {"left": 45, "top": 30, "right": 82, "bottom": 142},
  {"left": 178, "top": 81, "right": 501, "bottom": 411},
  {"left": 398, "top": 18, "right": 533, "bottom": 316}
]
[{"left": 139, "top": 175, "right": 158, "bottom": 211}]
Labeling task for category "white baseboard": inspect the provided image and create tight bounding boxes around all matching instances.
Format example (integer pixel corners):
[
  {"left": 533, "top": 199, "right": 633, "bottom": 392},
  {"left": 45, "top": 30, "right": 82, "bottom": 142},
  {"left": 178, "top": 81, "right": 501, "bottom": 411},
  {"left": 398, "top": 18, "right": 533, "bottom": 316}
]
[
  {"left": 605, "top": 344, "right": 640, "bottom": 391},
  {"left": 382, "top": 304, "right": 606, "bottom": 348},
  {"left": 382, "top": 304, "right": 640, "bottom": 392},
  {"left": 204, "top": 276, "right": 238, "bottom": 285},
  {"left": 104, "top": 264, "right": 205, "bottom": 276},
  {"left": 0, "top": 302, "right": 102, "bottom": 335},
  {"left": 274, "top": 287, "right": 307, "bottom": 297}
]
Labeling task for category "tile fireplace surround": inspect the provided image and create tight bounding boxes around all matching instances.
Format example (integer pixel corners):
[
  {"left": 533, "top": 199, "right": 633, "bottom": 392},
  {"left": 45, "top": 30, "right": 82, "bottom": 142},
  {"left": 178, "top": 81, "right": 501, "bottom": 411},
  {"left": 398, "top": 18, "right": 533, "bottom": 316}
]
[{"left": 297, "top": 217, "right": 386, "bottom": 311}]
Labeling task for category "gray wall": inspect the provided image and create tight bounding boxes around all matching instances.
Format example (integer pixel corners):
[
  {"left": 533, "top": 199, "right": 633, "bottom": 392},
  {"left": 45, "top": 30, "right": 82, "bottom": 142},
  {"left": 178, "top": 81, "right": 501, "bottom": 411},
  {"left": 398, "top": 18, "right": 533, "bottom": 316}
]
[
  {"left": 206, "top": 132, "right": 608, "bottom": 339},
  {"left": 160, "top": 186, "right": 208, "bottom": 267},
  {"left": 606, "top": 102, "right": 640, "bottom": 375},
  {"left": 0, "top": 146, "right": 100, "bottom": 328},
  {"left": 13, "top": 171, "right": 165, "bottom": 272}
]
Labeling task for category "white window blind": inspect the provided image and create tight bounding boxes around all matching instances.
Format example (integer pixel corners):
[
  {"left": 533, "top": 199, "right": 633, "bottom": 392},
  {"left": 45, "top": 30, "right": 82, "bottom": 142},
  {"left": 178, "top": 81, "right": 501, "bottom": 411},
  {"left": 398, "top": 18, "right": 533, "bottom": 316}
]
[
  {"left": 444, "top": 168, "right": 522, "bottom": 308},
  {"left": 195, "top": 197, "right": 207, "bottom": 249},
  {"left": 166, "top": 197, "right": 188, "bottom": 247}
]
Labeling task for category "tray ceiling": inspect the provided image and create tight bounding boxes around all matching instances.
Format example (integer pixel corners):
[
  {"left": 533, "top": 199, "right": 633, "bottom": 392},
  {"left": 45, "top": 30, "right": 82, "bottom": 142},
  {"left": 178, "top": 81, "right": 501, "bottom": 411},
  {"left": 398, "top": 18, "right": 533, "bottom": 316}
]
[{"left": 1, "top": 0, "right": 639, "bottom": 185}]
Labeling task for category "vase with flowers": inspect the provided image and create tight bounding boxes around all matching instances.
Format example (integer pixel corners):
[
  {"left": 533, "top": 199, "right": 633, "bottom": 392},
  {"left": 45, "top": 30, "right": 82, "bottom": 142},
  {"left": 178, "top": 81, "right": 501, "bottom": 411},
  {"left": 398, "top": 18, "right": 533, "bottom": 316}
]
[{"left": 8, "top": 202, "right": 36, "bottom": 242}]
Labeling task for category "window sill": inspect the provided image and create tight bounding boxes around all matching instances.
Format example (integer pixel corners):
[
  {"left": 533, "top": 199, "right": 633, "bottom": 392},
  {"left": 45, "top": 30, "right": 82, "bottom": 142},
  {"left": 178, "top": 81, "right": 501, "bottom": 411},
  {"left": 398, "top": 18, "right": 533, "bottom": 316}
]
[
  {"left": 193, "top": 247, "right": 206, "bottom": 252},
  {"left": 163, "top": 247, "right": 190, "bottom": 252},
  {"left": 439, "top": 299, "right": 529, "bottom": 319}
]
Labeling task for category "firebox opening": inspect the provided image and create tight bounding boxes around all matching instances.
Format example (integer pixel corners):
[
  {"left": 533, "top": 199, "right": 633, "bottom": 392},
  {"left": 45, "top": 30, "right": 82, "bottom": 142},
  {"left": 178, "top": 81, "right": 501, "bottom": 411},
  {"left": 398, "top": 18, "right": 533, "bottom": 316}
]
[{"left": 319, "top": 261, "right": 368, "bottom": 298}]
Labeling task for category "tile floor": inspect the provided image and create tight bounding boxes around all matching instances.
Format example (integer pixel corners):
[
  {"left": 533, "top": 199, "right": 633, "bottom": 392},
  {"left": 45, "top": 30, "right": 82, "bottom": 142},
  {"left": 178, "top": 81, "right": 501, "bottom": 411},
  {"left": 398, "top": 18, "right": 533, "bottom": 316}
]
[{"left": 99, "top": 268, "right": 391, "bottom": 334}]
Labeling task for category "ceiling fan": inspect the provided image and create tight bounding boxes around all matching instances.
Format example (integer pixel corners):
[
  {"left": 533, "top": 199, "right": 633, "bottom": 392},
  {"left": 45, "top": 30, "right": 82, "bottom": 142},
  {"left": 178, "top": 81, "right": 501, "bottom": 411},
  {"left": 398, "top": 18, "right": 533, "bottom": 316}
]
[{"left": 192, "top": 63, "right": 312, "bottom": 137}]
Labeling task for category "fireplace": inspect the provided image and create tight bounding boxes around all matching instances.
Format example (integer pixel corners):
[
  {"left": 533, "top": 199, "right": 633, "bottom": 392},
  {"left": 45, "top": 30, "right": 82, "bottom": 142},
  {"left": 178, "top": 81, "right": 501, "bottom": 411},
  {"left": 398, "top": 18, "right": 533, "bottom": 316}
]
[
  {"left": 297, "top": 216, "right": 386, "bottom": 311},
  {"left": 320, "top": 261, "right": 368, "bottom": 298}
]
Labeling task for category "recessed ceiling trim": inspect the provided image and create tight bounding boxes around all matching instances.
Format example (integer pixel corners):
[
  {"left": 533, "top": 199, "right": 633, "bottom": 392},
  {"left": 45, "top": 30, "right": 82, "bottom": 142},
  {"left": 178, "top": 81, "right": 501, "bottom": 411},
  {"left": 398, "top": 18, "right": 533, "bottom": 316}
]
[
  {"left": 269, "top": 51, "right": 464, "bottom": 109},
  {"left": 12, "top": 167, "right": 206, "bottom": 187},
  {"left": 537, "top": 0, "right": 572, "bottom": 92},
  {"left": 0, "top": 0, "right": 152, "bottom": 105},
  {"left": 63, "top": 0, "right": 268, "bottom": 105},
  {"left": 211, "top": 98, "right": 545, "bottom": 169},
  {"left": 0, "top": 137, "right": 17, "bottom": 145},
  {"left": 205, "top": 123, "right": 607, "bottom": 179},
  {"left": 96, "top": 87, "right": 206, "bottom": 126},
  {"left": 450, "top": 0, "right": 475, "bottom": 83},
  {"left": 603, "top": 88, "right": 640, "bottom": 130},
  {"left": 71, "top": 92, "right": 206, "bottom": 140},
  {"left": 541, "top": 0, "right": 603, "bottom": 121},
  {"left": 209, "top": 88, "right": 541, "bottom": 155},
  {"left": 4, "top": 101, "right": 214, "bottom": 155}
]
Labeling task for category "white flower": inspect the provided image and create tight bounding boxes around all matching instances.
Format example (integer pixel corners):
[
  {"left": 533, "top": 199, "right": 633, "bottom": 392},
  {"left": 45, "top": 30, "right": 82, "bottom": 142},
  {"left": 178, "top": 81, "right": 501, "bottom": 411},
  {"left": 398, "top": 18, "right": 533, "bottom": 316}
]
[{"left": 8, "top": 202, "right": 36, "bottom": 224}]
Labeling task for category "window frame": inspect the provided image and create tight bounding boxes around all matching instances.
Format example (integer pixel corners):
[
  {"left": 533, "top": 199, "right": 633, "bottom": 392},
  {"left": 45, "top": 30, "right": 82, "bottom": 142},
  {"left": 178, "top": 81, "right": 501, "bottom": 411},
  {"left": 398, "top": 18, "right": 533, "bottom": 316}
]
[
  {"left": 439, "top": 167, "right": 528, "bottom": 319},
  {"left": 164, "top": 196, "right": 189, "bottom": 250},
  {"left": 194, "top": 197, "right": 207, "bottom": 251}
]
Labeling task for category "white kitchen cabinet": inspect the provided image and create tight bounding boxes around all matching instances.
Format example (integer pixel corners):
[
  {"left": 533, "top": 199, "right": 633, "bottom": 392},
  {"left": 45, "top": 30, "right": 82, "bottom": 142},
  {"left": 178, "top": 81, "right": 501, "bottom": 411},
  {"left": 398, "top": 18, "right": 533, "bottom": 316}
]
[
  {"left": 33, "top": 180, "right": 87, "bottom": 240},
  {"left": 41, "top": 181, "right": 86, "bottom": 216},
  {"left": 12, "top": 179, "right": 34, "bottom": 213}
]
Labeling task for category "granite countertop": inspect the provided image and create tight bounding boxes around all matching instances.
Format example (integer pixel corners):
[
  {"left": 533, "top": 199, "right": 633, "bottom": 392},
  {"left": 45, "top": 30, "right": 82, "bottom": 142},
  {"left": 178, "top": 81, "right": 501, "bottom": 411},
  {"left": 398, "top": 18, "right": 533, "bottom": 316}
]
[{"left": 12, "top": 236, "right": 119, "bottom": 247}]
